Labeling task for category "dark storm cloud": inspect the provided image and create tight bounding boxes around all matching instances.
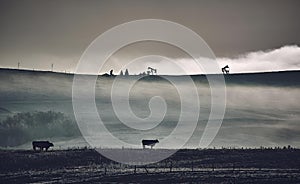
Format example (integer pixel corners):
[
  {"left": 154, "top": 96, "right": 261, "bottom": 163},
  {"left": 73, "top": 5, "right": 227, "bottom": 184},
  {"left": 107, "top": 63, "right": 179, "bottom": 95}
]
[{"left": 0, "top": 0, "right": 299, "bottom": 72}]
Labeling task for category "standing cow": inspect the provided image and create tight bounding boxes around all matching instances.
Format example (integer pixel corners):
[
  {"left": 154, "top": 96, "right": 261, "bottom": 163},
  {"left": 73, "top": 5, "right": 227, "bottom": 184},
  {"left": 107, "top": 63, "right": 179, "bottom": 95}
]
[
  {"left": 142, "top": 139, "right": 159, "bottom": 149},
  {"left": 32, "top": 141, "right": 54, "bottom": 151}
]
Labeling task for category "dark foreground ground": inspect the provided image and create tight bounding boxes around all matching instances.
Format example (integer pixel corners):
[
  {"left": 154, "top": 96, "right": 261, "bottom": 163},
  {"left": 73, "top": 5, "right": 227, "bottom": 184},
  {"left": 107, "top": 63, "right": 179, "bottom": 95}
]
[{"left": 1, "top": 148, "right": 300, "bottom": 183}]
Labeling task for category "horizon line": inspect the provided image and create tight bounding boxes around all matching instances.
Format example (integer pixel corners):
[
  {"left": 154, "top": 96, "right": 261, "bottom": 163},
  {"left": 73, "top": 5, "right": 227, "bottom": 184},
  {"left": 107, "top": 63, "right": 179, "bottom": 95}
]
[{"left": 1, "top": 67, "right": 300, "bottom": 76}]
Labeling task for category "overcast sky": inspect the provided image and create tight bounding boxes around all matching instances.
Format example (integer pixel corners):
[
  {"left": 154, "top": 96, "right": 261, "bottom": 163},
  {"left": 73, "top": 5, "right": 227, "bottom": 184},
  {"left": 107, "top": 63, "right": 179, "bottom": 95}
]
[{"left": 0, "top": 0, "right": 299, "bottom": 74}]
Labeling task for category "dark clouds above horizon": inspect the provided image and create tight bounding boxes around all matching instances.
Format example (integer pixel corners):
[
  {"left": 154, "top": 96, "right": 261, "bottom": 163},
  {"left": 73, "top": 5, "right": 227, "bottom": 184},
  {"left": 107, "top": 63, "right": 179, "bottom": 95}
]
[{"left": 0, "top": 0, "right": 300, "bottom": 73}]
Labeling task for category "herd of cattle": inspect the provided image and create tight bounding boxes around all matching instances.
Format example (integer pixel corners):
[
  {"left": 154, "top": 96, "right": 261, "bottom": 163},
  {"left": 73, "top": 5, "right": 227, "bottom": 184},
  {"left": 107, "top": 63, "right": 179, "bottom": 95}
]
[{"left": 32, "top": 139, "right": 159, "bottom": 151}]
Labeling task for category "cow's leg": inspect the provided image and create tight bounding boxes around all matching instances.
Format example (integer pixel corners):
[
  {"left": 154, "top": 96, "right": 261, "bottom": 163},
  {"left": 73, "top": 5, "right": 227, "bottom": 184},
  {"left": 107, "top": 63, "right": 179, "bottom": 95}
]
[
  {"left": 143, "top": 145, "right": 145, "bottom": 149},
  {"left": 46, "top": 147, "right": 49, "bottom": 151},
  {"left": 33, "top": 146, "right": 36, "bottom": 151}
]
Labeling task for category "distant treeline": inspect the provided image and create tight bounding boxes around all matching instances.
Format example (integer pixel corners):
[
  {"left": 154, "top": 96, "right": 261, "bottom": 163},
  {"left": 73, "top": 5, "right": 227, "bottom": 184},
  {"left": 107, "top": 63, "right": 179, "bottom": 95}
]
[{"left": 0, "top": 111, "right": 80, "bottom": 147}]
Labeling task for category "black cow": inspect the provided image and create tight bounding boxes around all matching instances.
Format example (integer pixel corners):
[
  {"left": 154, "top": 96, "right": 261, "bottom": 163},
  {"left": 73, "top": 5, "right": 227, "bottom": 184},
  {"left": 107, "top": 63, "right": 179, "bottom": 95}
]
[
  {"left": 32, "top": 141, "right": 54, "bottom": 151},
  {"left": 142, "top": 139, "right": 159, "bottom": 149}
]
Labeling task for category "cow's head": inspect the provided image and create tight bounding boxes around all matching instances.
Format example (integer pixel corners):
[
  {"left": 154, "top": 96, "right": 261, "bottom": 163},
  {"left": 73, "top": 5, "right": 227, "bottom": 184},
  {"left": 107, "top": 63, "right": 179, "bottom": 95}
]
[
  {"left": 49, "top": 142, "right": 54, "bottom": 147},
  {"left": 155, "top": 139, "right": 159, "bottom": 143}
]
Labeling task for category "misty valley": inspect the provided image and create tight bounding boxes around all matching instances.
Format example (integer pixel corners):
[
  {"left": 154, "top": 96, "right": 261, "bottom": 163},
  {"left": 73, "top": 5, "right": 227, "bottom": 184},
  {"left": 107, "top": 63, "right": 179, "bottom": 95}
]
[{"left": 0, "top": 68, "right": 300, "bottom": 149}]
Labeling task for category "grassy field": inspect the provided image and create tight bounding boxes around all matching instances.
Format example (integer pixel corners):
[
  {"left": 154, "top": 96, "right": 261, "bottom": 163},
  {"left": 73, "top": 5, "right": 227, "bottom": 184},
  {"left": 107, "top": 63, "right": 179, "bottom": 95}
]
[{"left": 1, "top": 148, "right": 300, "bottom": 183}]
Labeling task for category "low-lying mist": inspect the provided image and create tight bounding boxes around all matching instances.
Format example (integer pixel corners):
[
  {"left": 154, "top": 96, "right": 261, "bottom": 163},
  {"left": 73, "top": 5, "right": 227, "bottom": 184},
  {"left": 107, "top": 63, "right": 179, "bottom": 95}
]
[
  {"left": 0, "top": 111, "right": 80, "bottom": 147},
  {"left": 0, "top": 69, "right": 300, "bottom": 148}
]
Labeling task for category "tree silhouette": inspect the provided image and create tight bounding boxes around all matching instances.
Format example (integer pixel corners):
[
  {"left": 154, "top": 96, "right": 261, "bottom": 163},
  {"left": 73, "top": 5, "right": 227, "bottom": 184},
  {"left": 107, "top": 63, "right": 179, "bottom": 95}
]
[{"left": 125, "top": 69, "right": 129, "bottom": 76}]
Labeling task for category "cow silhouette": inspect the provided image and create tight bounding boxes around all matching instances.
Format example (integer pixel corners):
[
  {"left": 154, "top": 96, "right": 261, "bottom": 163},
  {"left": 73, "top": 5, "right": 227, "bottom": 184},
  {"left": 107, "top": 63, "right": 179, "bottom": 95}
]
[
  {"left": 32, "top": 141, "right": 54, "bottom": 151},
  {"left": 142, "top": 139, "right": 159, "bottom": 149}
]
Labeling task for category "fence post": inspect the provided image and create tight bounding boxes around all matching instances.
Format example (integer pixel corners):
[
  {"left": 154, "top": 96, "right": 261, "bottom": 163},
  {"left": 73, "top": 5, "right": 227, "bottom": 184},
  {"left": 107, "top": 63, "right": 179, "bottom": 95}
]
[{"left": 191, "top": 161, "right": 194, "bottom": 172}]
